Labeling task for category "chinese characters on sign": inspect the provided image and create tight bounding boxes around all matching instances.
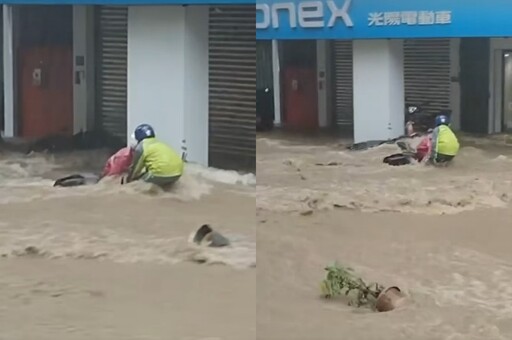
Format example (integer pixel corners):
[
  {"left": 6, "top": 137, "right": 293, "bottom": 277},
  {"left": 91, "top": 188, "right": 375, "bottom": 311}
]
[{"left": 368, "top": 10, "right": 452, "bottom": 27}]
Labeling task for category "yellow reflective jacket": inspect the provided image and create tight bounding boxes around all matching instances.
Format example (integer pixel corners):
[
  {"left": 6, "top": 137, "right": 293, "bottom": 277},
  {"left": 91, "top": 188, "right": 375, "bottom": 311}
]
[
  {"left": 128, "top": 137, "right": 183, "bottom": 181},
  {"left": 432, "top": 125, "right": 460, "bottom": 157}
]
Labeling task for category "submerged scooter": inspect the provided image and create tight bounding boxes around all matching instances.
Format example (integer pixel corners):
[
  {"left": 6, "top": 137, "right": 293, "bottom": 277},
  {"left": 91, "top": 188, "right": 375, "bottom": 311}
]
[
  {"left": 53, "top": 146, "right": 134, "bottom": 187},
  {"left": 383, "top": 135, "right": 432, "bottom": 166},
  {"left": 53, "top": 143, "right": 188, "bottom": 188}
]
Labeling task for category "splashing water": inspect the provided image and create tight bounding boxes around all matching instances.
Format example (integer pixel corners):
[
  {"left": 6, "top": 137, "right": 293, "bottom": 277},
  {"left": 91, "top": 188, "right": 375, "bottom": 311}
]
[
  {"left": 257, "top": 135, "right": 512, "bottom": 215},
  {"left": 0, "top": 149, "right": 255, "bottom": 270},
  {"left": 0, "top": 150, "right": 254, "bottom": 204}
]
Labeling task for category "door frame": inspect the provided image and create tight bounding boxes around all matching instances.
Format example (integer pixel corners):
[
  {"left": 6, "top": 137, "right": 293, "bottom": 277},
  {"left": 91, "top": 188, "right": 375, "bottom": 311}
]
[
  {"left": 2, "top": 5, "right": 18, "bottom": 138},
  {"left": 491, "top": 48, "right": 504, "bottom": 133},
  {"left": 500, "top": 50, "right": 512, "bottom": 131},
  {"left": 2, "top": 4, "right": 95, "bottom": 138},
  {"left": 492, "top": 48, "right": 512, "bottom": 133},
  {"left": 490, "top": 48, "right": 512, "bottom": 134},
  {"left": 489, "top": 39, "right": 512, "bottom": 134},
  {"left": 271, "top": 39, "right": 281, "bottom": 126},
  {"left": 317, "top": 40, "right": 331, "bottom": 129},
  {"left": 17, "top": 5, "right": 74, "bottom": 138},
  {"left": 279, "top": 40, "right": 319, "bottom": 129}
]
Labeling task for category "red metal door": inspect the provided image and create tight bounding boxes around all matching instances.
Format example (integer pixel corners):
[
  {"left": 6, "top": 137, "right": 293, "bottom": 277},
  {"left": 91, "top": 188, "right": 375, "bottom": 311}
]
[
  {"left": 18, "top": 46, "right": 73, "bottom": 138},
  {"left": 282, "top": 67, "right": 318, "bottom": 130}
]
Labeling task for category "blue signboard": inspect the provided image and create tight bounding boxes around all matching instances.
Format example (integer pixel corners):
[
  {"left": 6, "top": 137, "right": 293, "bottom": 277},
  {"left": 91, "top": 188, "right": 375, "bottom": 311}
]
[
  {"left": 257, "top": 0, "right": 512, "bottom": 39},
  {"left": 3, "top": 0, "right": 252, "bottom": 4}
]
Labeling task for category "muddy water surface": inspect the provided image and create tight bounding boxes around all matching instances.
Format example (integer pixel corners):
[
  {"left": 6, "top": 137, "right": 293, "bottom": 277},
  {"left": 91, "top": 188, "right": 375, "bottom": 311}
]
[
  {"left": 0, "top": 150, "right": 255, "bottom": 340},
  {"left": 257, "top": 134, "right": 512, "bottom": 340}
]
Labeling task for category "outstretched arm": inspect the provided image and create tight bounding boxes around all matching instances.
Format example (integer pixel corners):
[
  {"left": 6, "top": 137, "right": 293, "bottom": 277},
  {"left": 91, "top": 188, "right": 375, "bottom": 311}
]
[
  {"left": 126, "top": 143, "right": 145, "bottom": 183},
  {"left": 429, "top": 127, "right": 440, "bottom": 161}
]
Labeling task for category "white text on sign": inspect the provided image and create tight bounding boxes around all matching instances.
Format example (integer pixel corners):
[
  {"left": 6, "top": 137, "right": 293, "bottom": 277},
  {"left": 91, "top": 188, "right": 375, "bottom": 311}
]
[{"left": 368, "top": 10, "right": 452, "bottom": 27}]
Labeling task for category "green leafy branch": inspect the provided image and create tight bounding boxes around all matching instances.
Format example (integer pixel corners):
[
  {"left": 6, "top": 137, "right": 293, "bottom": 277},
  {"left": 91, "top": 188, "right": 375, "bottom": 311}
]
[{"left": 320, "top": 262, "right": 384, "bottom": 308}]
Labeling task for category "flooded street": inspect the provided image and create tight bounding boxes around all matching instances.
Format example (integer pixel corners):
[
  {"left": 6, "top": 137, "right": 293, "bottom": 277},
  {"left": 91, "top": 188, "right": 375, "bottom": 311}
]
[
  {"left": 257, "top": 134, "right": 512, "bottom": 340},
  {"left": 0, "top": 149, "right": 256, "bottom": 340}
]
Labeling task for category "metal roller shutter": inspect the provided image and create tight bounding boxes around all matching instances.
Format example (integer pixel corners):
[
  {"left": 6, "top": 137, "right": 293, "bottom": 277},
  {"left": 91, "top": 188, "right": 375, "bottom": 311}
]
[
  {"left": 332, "top": 40, "right": 353, "bottom": 129},
  {"left": 208, "top": 5, "right": 255, "bottom": 171},
  {"left": 96, "top": 6, "right": 128, "bottom": 141},
  {"left": 404, "top": 39, "right": 451, "bottom": 115}
]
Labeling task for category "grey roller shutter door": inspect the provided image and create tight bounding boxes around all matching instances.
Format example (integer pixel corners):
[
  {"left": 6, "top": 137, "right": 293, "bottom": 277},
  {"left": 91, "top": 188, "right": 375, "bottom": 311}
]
[
  {"left": 208, "top": 5, "right": 255, "bottom": 171},
  {"left": 404, "top": 39, "right": 451, "bottom": 115},
  {"left": 332, "top": 40, "right": 353, "bottom": 129},
  {"left": 96, "top": 6, "right": 128, "bottom": 141}
]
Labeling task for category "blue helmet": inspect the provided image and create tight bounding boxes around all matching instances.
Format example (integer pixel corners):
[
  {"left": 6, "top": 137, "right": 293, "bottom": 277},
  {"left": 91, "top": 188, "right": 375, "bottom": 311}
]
[
  {"left": 435, "top": 115, "right": 449, "bottom": 127},
  {"left": 132, "top": 124, "right": 155, "bottom": 142}
]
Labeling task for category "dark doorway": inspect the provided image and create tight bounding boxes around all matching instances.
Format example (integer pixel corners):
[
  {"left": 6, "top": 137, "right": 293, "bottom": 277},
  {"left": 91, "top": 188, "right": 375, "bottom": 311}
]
[
  {"left": 256, "top": 40, "right": 274, "bottom": 131},
  {"left": 460, "top": 38, "right": 490, "bottom": 134}
]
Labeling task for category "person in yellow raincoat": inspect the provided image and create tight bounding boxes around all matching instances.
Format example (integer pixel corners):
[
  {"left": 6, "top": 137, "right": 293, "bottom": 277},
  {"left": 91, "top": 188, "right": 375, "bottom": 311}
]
[
  {"left": 428, "top": 115, "right": 460, "bottom": 165},
  {"left": 125, "top": 124, "right": 183, "bottom": 187}
]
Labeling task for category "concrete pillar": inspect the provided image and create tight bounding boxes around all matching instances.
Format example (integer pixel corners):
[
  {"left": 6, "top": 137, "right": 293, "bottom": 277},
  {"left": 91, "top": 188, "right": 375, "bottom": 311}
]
[
  {"left": 317, "top": 40, "right": 329, "bottom": 128},
  {"left": 128, "top": 5, "right": 186, "bottom": 154},
  {"left": 127, "top": 5, "right": 209, "bottom": 166},
  {"left": 183, "top": 6, "right": 209, "bottom": 166},
  {"left": 271, "top": 39, "right": 281, "bottom": 126},
  {"left": 353, "top": 39, "right": 404, "bottom": 143},
  {"left": 73, "top": 5, "right": 95, "bottom": 134},
  {"left": 3, "top": 5, "right": 14, "bottom": 137}
]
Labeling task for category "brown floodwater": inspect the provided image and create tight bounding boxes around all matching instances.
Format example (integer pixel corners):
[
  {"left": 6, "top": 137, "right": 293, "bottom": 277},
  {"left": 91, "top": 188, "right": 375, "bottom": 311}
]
[
  {"left": 257, "top": 134, "right": 512, "bottom": 340},
  {"left": 0, "top": 149, "right": 256, "bottom": 340}
]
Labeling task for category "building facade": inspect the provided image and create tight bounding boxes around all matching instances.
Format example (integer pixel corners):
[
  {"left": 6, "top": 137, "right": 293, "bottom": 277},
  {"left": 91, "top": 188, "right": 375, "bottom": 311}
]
[
  {"left": 2, "top": 0, "right": 255, "bottom": 171},
  {"left": 256, "top": 0, "right": 512, "bottom": 143}
]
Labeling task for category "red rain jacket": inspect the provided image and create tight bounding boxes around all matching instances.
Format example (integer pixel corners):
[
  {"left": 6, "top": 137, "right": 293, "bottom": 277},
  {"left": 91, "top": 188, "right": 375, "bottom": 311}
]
[{"left": 102, "top": 147, "right": 134, "bottom": 177}]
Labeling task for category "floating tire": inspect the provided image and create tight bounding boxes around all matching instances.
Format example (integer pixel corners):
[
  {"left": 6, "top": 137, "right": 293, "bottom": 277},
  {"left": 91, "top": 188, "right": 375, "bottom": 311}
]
[{"left": 383, "top": 153, "right": 411, "bottom": 166}]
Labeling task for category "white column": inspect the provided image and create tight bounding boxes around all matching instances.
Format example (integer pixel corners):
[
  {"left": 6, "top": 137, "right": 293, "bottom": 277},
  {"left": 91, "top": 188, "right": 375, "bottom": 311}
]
[
  {"left": 317, "top": 40, "right": 328, "bottom": 128},
  {"left": 353, "top": 39, "right": 404, "bottom": 143},
  {"left": 183, "top": 6, "right": 209, "bottom": 166},
  {"left": 3, "top": 5, "right": 14, "bottom": 137},
  {"left": 128, "top": 6, "right": 186, "bottom": 153},
  {"left": 73, "top": 5, "right": 95, "bottom": 134},
  {"left": 128, "top": 5, "right": 209, "bottom": 166},
  {"left": 271, "top": 39, "right": 281, "bottom": 126}
]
